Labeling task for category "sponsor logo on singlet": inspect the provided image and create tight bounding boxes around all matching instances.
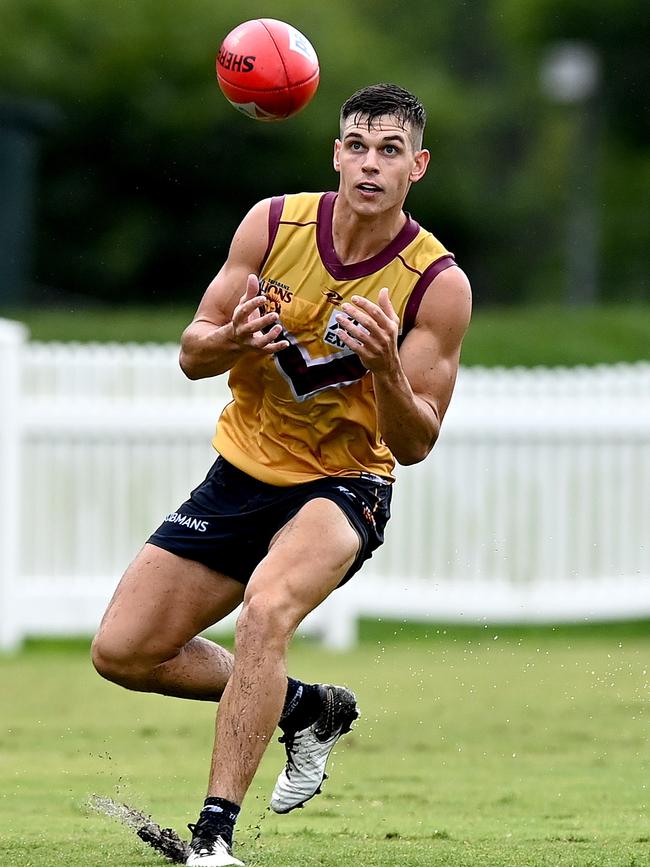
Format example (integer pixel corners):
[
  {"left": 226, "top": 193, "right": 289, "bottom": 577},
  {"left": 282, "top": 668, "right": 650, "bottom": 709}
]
[
  {"left": 321, "top": 288, "right": 343, "bottom": 305},
  {"left": 323, "top": 308, "right": 367, "bottom": 355},
  {"left": 164, "top": 512, "right": 209, "bottom": 533},
  {"left": 259, "top": 277, "right": 293, "bottom": 315}
]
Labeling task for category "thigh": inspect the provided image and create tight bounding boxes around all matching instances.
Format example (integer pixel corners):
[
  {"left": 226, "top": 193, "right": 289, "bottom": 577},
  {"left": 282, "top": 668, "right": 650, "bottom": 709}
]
[
  {"left": 243, "top": 498, "right": 360, "bottom": 621},
  {"left": 96, "top": 543, "right": 245, "bottom": 661}
]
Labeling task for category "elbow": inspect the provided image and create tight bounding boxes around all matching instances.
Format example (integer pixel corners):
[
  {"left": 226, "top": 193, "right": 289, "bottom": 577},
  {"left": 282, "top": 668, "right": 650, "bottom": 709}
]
[
  {"left": 392, "top": 432, "right": 439, "bottom": 466},
  {"left": 395, "top": 447, "right": 430, "bottom": 467},
  {"left": 179, "top": 350, "right": 201, "bottom": 380},
  {"left": 396, "top": 453, "right": 425, "bottom": 467}
]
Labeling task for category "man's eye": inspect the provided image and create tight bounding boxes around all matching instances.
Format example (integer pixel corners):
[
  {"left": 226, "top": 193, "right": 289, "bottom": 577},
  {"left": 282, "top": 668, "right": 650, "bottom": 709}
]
[{"left": 384, "top": 145, "right": 398, "bottom": 155}]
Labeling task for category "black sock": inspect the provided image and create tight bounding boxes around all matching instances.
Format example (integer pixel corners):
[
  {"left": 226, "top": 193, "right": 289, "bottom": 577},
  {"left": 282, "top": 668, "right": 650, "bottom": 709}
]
[
  {"left": 197, "top": 797, "right": 240, "bottom": 848},
  {"left": 280, "top": 678, "right": 324, "bottom": 732}
]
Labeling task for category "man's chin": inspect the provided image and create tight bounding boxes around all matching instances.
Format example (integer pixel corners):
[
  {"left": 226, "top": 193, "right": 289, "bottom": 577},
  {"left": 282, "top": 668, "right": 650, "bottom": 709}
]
[{"left": 346, "top": 191, "right": 391, "bottom": 216}]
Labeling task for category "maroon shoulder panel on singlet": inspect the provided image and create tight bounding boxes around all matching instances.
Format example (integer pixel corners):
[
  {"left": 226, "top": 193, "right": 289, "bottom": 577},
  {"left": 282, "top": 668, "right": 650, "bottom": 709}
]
[
  {"left": 260, "top": 195, "right": 286, "bottom": 270},
  {"left": 401, "top": 254, "right": 457, "bottom": 339}
]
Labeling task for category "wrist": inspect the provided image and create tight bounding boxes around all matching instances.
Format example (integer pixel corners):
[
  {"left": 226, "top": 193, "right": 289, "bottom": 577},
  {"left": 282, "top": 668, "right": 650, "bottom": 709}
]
[
  {"left": 372, "top": 358, "right": 404, "bottom": 386},
  {"left": 218, "top": 320, "right": 241, "bottom": 352},
  {"left": 215, "top": 322, "right": 239, "bottom": 349}
]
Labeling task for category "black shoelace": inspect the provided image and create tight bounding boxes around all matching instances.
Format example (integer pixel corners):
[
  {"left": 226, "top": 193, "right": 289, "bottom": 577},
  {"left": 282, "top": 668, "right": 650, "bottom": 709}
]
[
  {"left": 278, "top": 731, "right": 298, "bottom": 777},
  {"left": 188, "top": 819, "right": 228, "bottom": 854},
  {"left": 313, "top": 689, "right": 338, "bottom": 739}
]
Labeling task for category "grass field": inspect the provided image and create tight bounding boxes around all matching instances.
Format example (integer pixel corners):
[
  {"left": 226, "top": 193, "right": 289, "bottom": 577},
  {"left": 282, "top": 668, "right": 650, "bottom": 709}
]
[
  {"left": 1, "top": 303, "right": 649, "bottom": 367},
  {"left": 2, "top": 623, "right": 649, "bottom": 867}
]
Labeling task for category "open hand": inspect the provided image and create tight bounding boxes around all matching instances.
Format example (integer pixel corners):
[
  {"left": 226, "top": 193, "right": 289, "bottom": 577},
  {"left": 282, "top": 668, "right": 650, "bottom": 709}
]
[
  {"left": 335, "top": 287, "right": 400, "bottom": 375},
  {"left": 231, "top": 274, "right": 289, "bottom": 353}
]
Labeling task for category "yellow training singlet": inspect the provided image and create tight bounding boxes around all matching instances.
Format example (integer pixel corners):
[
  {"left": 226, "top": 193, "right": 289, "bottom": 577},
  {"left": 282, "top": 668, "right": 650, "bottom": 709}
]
[{"left": 213, "top": 192, "right": 455, "bottom": 485}]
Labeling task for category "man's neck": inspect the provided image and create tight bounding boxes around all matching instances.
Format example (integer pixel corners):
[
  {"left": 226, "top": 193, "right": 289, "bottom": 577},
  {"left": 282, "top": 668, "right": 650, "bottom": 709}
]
[{"left": 331, "top": 195, "right": 407, "bottom": 265}]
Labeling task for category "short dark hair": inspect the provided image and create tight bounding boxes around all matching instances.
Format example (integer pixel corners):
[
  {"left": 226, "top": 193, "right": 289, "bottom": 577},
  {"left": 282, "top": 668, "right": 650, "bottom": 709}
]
[{"left": 340, "top": 83, "right": 426, "bottom": 150}]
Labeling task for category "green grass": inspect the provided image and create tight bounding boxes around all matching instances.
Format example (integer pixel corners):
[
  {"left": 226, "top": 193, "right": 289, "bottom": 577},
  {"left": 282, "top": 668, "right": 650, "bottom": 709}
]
[
  {"left": 1, "top": 303, "right": 649, "bottom": 366},
  {"left": 2, "top": 624, "right": 650, "bottom": 866}
]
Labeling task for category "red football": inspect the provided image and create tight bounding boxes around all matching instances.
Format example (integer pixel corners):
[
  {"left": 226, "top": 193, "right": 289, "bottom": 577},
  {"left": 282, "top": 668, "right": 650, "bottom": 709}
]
[{"left": 216, "top": 19, "right": 320, "bottom": 121}]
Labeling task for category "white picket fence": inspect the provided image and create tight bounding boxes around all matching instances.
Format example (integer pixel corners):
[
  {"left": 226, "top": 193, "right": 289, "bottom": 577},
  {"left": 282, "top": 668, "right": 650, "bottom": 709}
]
[{"left": 0, "top": 317, "right": 649, "bottom": 649}]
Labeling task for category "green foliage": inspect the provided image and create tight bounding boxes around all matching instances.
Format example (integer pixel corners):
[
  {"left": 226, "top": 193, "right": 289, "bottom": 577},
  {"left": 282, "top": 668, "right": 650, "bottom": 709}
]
[
  {"left": 2, "top": 627, "right": 650, "bottom": 865},
  {"left": 0, "top": 0, "right": 647, "bottom": 306},
  {"left": 459, "top": 303, "right": 650, "bottom": 366}
]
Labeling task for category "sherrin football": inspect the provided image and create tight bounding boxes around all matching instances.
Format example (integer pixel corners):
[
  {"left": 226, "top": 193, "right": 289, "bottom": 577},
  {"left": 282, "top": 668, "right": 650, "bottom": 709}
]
[{"left": 216, "top": 19, "right": 320, "bottom": 121}]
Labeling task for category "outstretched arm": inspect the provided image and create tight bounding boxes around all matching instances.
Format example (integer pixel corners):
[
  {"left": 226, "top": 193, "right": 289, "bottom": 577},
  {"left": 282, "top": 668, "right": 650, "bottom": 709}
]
[
  {"left": 335, "top": 266, "right": 472, "bottom": 465},
  {"left": 179, "top": 199, "right": 288, "bottom": 380}
]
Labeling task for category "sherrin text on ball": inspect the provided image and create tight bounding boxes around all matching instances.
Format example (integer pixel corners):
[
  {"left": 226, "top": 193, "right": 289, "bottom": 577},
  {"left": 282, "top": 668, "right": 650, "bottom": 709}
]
[{"left": 216, "top": 19, "right": 319, "bottom": 121}]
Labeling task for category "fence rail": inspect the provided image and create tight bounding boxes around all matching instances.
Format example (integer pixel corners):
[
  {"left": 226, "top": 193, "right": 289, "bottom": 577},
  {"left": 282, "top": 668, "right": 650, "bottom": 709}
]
[{"left": 1, "top": 321, "right": 649, "bottom": 649}]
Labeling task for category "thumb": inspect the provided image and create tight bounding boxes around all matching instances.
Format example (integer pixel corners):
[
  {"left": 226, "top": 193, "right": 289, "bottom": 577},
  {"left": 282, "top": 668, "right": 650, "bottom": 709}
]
[
  {"left": 242, "top": 273, "right": 260, "bottom": 301},
  {"left": 377, "top": 287, "right": 397, "bottom": 319}
]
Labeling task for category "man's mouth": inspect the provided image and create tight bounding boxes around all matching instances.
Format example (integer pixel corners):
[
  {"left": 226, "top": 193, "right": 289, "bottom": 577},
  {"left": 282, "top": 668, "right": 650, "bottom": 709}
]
[{"left": 356, "top": 182, "right": 383, "bottom": 194}]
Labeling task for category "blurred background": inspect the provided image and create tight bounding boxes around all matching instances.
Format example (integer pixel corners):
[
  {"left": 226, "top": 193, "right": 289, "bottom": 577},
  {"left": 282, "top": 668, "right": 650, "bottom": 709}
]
[
  {"left": 0, "top": 0, "right": 648, "bottom": 318},
  {"left": 2, "top": 9, "right": 650, "bottom": 865},
  {"left": 0, "top": 0, "right": 649, "bottom": 650}
]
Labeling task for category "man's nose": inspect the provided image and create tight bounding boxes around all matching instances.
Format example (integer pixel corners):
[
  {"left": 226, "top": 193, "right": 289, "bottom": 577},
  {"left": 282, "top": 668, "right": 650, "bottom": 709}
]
[{"left": 361, "top": 149, "right": 379, "bottom": 172}]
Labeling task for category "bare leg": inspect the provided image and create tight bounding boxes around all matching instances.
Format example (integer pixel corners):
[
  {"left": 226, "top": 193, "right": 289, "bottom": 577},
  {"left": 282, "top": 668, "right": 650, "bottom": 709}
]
[
  {"left": 92, "top": 543, "right": 245, "bottom": 700},
  {"left": 206, "top": 498, "right": 360, "bottom": 802}
]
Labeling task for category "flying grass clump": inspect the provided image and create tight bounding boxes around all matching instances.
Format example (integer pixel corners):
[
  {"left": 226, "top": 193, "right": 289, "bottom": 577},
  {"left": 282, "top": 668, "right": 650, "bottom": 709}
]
[{"left": 88, "top": 794, "right": 189, "bottom": 863}]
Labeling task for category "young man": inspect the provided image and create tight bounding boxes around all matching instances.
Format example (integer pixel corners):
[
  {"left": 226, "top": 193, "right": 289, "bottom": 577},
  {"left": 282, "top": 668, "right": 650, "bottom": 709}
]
[{"left": 91, "top": 83, "right": 472, "bottom": 866}]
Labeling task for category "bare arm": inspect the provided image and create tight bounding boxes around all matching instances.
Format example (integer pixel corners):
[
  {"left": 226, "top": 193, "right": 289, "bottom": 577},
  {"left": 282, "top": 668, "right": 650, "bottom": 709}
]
[
  {"left": 336, "top": 266, "right": 472, "bottom": 465},
  {"left": 179, "top": 199, "right": 289, "bottom": 380}
]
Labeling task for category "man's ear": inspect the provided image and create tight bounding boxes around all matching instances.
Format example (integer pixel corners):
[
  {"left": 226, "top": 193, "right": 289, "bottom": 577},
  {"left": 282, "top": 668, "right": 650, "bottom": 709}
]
[
  {"left": 333, "top": 139, "right": 342, "bottom": 172},
  {"left": 409, "top": 148, "right": 430, "bottom": 183}
]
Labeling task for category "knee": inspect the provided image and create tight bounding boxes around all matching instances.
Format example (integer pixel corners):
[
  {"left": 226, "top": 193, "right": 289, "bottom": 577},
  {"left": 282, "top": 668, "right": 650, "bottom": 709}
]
[
  {"left": 91, "top": 631, "right": 154, "bottom": 688},
  {"left": 236, "top": 592, "right": 298, "bottom": 650}
]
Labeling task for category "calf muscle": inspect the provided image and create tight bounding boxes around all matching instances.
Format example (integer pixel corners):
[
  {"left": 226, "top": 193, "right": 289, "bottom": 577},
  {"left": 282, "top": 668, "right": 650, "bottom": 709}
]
[{"left": 92, "top": 544, "right": 244, "bottom": 700}]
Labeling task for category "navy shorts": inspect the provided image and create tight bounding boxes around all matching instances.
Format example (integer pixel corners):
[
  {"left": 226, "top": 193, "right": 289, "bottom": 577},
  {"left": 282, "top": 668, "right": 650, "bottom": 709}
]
[{"left": 148, "top": 456, "right": 392, "bottom": 586}]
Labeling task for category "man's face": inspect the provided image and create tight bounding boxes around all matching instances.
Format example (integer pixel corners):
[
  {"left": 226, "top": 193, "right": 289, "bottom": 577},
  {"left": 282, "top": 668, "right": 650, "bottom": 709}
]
[{"left": 333, "top": 114, "right": 430, "bottom": 216}]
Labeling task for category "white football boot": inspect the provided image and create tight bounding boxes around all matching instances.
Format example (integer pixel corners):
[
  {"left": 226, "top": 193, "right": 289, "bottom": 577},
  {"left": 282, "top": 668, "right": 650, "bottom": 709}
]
[
  {"left": 271, "top": 684, "right": 359, "bottom": 814},
  {"left": 186, "top": 823, "right": 243, "bottom": 866}
]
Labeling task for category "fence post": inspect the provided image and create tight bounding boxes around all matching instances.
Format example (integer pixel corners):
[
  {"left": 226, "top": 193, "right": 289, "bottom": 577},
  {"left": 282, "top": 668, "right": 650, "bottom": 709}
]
[
  {"left": 0, "top": 318, "right": 28, "bottom": 650},
  {"left": 320, "top": 588, "right": 358, "bottom": 651}
]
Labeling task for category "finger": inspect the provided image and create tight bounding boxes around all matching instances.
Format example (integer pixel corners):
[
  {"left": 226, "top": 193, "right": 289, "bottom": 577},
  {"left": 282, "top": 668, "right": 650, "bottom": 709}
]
[
  {"left": 237, "top": 276, "right": 262, "bottom": 312},
  {"left": 335, "top": 329, "right": 361, "bottom": 351},
  {"left": 346, "top": 294, "right": 392, "bottom": 326},
  {"left": 244, "top": 273, "right": 260, "bottom": 300},
  {"left": 350, "top": 289, "right": 398, "bottom": 324},
  {"left": 233, "top": 294, "right": 268, "bottom": 323},
  {"left": 262, "top": 336, "right": 290, "bottom": 353},
  {"left": 336, "top": 314, "right": 367, "bottom": 340},
  {"left": 257, "top": 324, "right": 289, "bottom": 352},
  {"left": 339, "top": 304, "right": 378, "bottom": 333},
  {"left": 336, "top": 317, "right": 368, "bottom": 348},
  {"left": 238, "top": 310, "right": 279, "bottom": 336},
  {"left": 377, "top": 287, "right": 398, "bottom": 319},
  {"left": 252, "top": 320, "right": 281, "bottom": 342}
]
